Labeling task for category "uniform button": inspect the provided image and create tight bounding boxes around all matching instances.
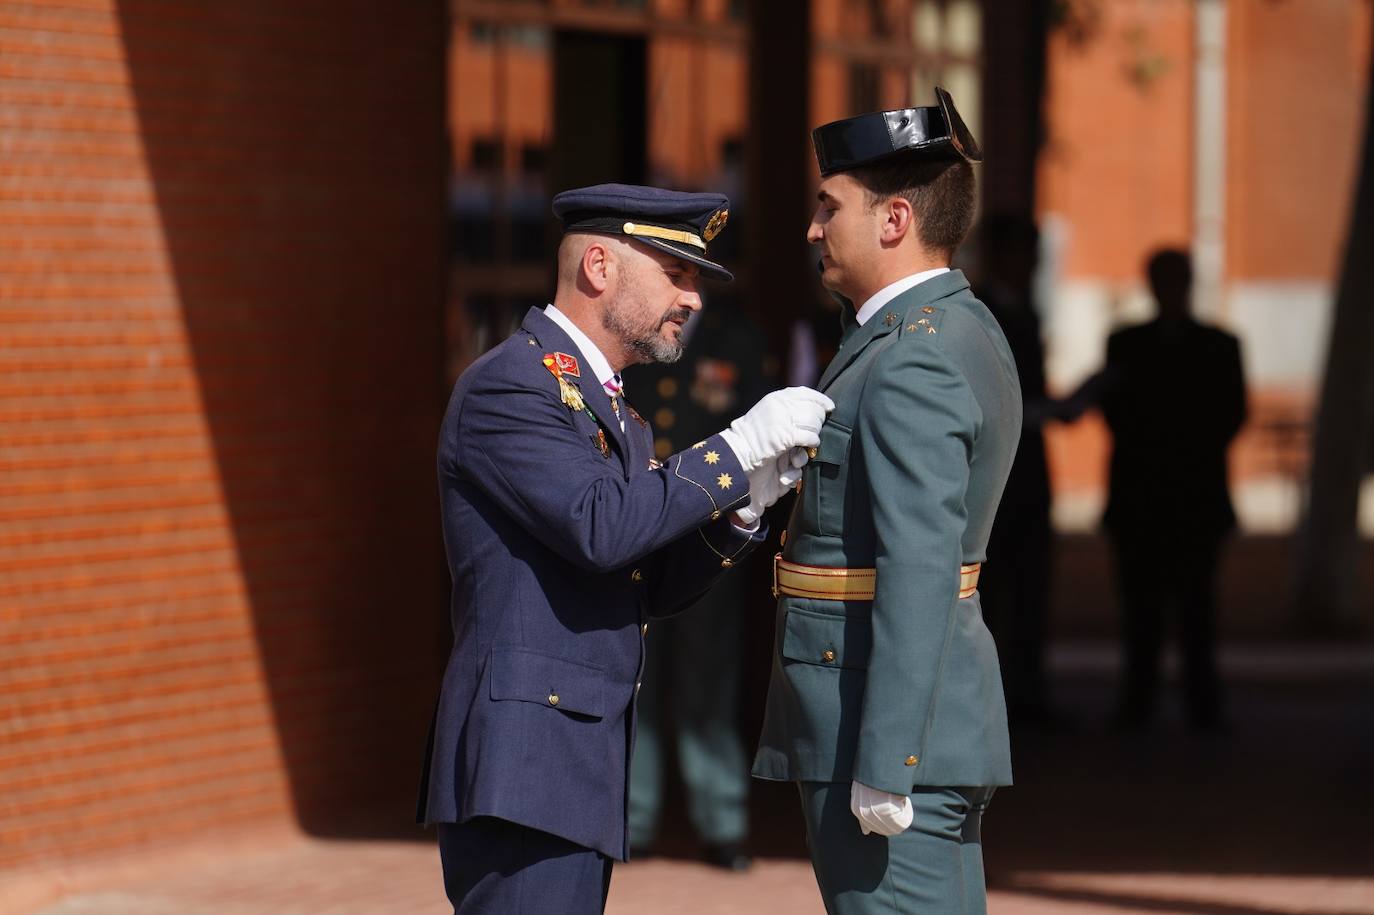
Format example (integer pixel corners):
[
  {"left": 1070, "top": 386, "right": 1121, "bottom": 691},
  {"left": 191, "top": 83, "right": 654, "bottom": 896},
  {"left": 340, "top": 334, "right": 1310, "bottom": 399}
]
[
  {"left": 904, "top": 755, "right": 919, "bottom": 767},
  {"left": 548, "top": 694, "right": 560, "bottom": 707},
  {"left": 710, "top": 510, "right": 721, "bottom": 521},
  {"left": 631, "top": 569, "right": 643, "bottom": 583},
  {"left": 641, "top": 623, "right": 649, "bottom": 636},
  {"left": 822, "top": 649, "right": 836, "bottom": 663},
  {"left": 721, "top": 558, "right": 733, "bottom": 568},
  {"left": 922, "top": 306, "right": 935, "bottom": 314}
]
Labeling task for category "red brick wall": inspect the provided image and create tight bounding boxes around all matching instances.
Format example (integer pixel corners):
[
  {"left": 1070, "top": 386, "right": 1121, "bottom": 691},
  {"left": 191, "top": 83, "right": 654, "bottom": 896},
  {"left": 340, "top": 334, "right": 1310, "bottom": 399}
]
[
  {"left": 1, "top": 0, "right": 447, "bottom": 875},
  {"left": 1228, "top": 0, "right": 1372, "bottom": 280},
  {"left": 1039, "top": 0, "right": 1195, "bottom": 282}
]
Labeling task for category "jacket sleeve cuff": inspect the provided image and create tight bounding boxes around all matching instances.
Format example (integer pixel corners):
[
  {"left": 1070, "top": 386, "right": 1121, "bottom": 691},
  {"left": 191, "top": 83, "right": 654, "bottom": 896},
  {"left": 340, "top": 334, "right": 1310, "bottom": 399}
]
[{"left": 669, "top": 432, "right": 750, "bottom": 521}]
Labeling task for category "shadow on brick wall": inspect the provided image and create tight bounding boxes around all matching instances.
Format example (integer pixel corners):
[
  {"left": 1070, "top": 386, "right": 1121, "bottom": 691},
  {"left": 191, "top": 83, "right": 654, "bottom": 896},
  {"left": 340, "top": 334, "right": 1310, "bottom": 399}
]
[{"left": 116, "top": 0, "right": 450, "bottom": 838}]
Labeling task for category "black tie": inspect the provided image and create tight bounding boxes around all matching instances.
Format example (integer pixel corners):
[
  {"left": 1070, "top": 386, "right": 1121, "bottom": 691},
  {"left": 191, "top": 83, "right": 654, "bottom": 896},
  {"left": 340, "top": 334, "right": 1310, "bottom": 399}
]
[{"left": 838, "top": 301, "right": 860, "bottom": 348}]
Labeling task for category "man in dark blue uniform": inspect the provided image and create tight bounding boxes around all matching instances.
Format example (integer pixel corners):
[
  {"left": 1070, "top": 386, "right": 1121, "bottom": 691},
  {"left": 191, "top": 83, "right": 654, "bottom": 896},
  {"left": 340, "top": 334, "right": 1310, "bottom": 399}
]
[{"left": 416, "top": 184, "right": 832, "bottom": 914}]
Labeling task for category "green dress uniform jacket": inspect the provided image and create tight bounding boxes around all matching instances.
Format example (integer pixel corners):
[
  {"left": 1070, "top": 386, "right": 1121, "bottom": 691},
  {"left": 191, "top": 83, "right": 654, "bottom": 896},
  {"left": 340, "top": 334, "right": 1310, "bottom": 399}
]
[{"left": 752, "top": 270, "right": 1022, "bottom": 795}]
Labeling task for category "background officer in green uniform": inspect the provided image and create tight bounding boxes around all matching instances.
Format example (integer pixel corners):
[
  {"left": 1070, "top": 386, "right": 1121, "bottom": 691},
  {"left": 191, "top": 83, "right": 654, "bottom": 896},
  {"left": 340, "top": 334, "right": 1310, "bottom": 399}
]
[
  {"left": 752, "top": 89, "right": 1022, "bottom": 914},
  {"left": 625, "top": 305, "right": 772, "bottom": 869}
]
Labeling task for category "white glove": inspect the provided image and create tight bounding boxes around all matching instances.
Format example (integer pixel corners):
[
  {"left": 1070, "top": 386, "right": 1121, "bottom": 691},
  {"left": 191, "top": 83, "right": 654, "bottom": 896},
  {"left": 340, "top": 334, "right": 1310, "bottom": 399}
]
[
  {"left": 719, "top": 387, "right": 834, "bottom": 474},
  {"left": 850, "top": 780, "right": 913, "bottom": 837},
  {"left": 734, "top": 447, "right": 809, "bottom": 526}
]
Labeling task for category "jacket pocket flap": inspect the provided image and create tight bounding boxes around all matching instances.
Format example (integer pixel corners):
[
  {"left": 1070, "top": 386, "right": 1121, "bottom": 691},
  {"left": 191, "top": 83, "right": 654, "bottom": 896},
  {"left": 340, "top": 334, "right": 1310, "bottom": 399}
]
[
  {"left": 780, "top": 608, "right": 871, "bottom": 670},
  {"left": 489, "top": 647, "right": 608, "bottom": 719},
  {"left": 814, "top": 422, "right": 852, "bottom": 464}
]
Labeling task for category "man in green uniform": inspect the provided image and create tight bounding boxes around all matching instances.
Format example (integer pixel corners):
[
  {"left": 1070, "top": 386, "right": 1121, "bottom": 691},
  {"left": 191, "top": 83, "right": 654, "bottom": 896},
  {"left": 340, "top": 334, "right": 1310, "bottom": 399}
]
[{"left": 752, "top": 89, "right": 1022, "bottom": 914}]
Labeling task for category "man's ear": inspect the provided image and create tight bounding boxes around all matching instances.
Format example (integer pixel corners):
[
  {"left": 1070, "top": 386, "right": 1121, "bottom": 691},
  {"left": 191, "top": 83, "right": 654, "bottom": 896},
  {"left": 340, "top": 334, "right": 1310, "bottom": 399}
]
[
  {"left": 880, "top": 196, "right": 914, "bottom": 245},
  {"left": 582, "top": 241, "right": 612, "bottom": 293}
]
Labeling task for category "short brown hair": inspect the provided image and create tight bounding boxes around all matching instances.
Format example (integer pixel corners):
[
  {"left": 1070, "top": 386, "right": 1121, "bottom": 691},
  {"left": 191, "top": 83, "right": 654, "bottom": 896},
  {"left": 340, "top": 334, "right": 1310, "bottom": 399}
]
[{"left": 849, "top": 158, "right": 976, "bottom": 257}]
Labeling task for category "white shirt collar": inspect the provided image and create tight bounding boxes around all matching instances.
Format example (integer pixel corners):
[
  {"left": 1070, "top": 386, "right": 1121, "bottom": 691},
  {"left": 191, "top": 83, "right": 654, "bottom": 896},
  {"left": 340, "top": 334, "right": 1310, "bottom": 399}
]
[
  {"left": 544, "top": 304, "right": 619, "bottom": 392},
  {"left": 854, "top": 267, "right": 950, "bottom": 326}
]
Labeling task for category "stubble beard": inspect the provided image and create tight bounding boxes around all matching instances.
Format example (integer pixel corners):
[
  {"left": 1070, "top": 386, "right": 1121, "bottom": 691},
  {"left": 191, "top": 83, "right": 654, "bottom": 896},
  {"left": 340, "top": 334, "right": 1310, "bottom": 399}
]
[{"left": 603, "top": 284, "right": 689, "bottom": 365}]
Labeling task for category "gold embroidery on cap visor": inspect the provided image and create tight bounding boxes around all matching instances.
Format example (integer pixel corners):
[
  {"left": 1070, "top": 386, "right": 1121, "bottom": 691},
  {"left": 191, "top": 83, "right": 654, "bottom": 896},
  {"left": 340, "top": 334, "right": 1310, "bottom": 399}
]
[{"left": 622, "top": 222, "right": 706, "bottom": 251}]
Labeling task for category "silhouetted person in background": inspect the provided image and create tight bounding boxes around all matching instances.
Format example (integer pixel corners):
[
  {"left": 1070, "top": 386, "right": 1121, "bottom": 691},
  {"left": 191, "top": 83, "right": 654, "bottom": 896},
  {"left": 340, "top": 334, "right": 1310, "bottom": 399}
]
[
  {"left": 1069, "top": 248, "right": 1246, "bottom": 733},
  {"left": 974, "top": 212, "right": 1060, "bottom": 729}
]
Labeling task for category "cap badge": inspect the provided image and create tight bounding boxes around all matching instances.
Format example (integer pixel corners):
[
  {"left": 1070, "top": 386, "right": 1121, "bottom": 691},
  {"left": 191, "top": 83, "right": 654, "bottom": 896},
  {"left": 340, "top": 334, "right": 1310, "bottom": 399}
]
[{"left": 703, "top": 208, "right": 729, "bottom": 242}]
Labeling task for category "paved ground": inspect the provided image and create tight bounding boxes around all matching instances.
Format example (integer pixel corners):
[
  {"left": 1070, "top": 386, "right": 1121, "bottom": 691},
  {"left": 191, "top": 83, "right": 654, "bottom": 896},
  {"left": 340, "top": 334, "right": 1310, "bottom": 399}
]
[{"left": 9, "top": 640, "right": 1373, "bottom": 915}]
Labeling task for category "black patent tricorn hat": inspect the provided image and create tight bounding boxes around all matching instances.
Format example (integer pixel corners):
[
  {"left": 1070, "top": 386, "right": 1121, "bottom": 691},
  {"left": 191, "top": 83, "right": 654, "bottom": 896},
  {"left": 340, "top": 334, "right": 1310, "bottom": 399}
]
[{"left": 812, "top": 87, "right": 982, "bottom": 177}]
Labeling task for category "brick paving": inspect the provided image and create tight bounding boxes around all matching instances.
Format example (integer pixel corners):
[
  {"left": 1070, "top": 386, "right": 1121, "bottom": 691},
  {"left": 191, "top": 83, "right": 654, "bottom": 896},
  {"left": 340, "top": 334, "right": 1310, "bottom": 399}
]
[
  {"left": 9, "top": 640, "right": 1374, "bottom": 915},
  {"left": 15, "top": 842, "right": 1374, "bottom": 914}
]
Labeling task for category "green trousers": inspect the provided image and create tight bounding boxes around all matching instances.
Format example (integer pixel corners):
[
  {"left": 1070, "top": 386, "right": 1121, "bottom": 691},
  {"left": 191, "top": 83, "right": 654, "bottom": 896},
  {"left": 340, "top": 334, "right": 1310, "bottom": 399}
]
[
  {"left": 628, "top": 571, "right": 750, "bottom": 848},
  {"left": 798, "top": 782, "right": 995, "bottom": 915}
]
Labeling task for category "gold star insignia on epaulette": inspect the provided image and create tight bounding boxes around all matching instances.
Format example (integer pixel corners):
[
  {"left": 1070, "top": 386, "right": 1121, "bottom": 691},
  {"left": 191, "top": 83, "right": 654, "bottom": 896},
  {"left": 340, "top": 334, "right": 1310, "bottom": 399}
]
[
  {"left": 704, "top": 450, "right": 720, "bottom": 465},
  {"left": 693, "top": 441, "right": 706, "bottom": 449},
  {"left": 716, "top": 473, "right": 733, "bottom": 489},
  {"left": 926, "top": 325, "right": 937, "bottom": 334}
]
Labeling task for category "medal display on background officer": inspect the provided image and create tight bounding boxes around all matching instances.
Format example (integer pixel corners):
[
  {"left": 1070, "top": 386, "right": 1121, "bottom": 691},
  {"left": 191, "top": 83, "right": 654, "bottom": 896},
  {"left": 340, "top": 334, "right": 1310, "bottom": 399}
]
[
  {"left": 751, "top": 88, "right": 1023, "bottom": 915},
  {"left": 623, "top": 295, "right": 773, "bottom": 870},
  {"left": 416, "top": 184, "right": 833, "bottom": 914}
]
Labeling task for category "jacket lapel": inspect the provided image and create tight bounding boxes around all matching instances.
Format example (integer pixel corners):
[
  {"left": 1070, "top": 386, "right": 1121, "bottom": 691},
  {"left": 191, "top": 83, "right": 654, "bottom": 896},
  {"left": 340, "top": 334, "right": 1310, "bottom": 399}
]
[
  {"left": 621, "top": 396, "right": 652, "bottom": 472},
  {"left": 817, "top": 270, "right": 972, "bottom": 392},
  {"left": 520, "top": 308, "right": 632, "bottom": 468}
]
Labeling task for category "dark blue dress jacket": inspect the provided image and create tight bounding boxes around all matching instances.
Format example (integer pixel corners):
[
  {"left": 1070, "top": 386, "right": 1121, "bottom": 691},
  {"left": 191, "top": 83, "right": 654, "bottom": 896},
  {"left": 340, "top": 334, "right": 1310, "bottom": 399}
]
[{"left": 417, "top": 307, "right": 764, "bottom": 860}]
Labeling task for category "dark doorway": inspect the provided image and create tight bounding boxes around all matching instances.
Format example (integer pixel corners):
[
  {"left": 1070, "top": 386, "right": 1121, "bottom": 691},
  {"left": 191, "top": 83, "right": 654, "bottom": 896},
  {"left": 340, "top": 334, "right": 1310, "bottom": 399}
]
[{"left": 551, "top": 31, "right": 647, "bottom": 191}]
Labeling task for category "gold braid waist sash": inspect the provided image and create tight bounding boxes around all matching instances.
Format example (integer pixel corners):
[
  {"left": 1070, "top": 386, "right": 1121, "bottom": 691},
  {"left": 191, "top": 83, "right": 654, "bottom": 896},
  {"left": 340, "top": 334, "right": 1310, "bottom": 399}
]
[{"left": 772, "top": 554, "right": 981, "bottom": 601}]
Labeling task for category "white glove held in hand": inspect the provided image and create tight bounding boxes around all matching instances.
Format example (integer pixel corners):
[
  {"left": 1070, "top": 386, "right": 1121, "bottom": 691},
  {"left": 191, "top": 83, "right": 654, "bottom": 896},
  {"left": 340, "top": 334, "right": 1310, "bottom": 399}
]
[
  {"left": 850, "top": 780, "right": 914, "bottom": 837},
  {"left": 734, "top": 447, "right": 809, "bottom": 526},
  {"left": 719, "top": 387, "right": 833, "bottom": 473}
]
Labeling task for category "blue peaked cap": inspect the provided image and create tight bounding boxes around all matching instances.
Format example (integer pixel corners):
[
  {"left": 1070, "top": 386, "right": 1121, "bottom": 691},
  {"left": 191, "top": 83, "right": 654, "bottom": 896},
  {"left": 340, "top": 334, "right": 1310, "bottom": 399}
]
[{"left": 552, "top": 183, "right": 733, "bottom": 282}]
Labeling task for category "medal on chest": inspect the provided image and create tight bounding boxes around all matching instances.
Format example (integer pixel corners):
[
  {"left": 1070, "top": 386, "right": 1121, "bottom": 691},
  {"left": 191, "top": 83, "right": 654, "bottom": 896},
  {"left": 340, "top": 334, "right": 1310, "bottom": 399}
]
[{"left": 544, "top": 352, "right": 611, "bottom": 458}]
